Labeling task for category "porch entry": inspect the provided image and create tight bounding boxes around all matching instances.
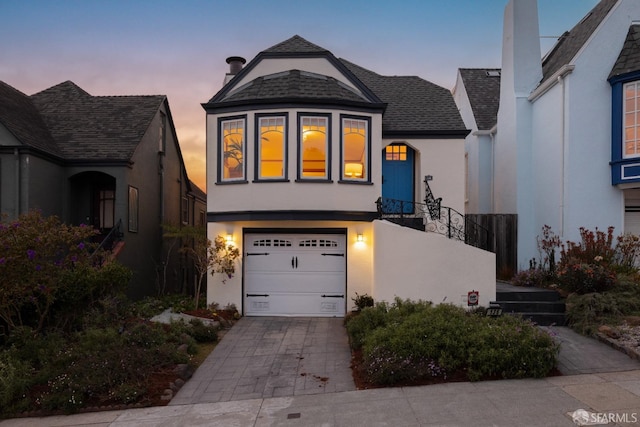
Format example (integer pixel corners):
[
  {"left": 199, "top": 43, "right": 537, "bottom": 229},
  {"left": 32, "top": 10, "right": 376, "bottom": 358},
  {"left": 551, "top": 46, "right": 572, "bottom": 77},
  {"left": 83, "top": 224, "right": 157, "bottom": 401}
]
[
  {"left": 243, "top": 232, "right": 346, "bottom": 317},
  {"left": 382, "top": 143, "right": 414, "bottom": 213}
]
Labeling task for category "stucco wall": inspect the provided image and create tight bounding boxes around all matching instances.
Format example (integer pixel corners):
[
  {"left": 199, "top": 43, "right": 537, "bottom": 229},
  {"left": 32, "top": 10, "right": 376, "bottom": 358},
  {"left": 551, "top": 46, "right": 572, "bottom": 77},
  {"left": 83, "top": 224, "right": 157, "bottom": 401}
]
[{"left": 372, "top": 220, "right": 496, "bottom": 307}]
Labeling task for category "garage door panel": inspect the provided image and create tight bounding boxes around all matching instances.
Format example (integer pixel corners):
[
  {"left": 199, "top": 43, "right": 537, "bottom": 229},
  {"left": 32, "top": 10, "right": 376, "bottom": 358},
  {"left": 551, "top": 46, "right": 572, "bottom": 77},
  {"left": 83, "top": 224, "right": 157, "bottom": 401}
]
[
  {"left": 244, "top": 233, "right": 346, "bottom": 317},
  {"left": 245, "top": 293, "right": 345, "bottom": 317},
  {"left": 245, "top": 272, "right": 344, "bottom": 294}
]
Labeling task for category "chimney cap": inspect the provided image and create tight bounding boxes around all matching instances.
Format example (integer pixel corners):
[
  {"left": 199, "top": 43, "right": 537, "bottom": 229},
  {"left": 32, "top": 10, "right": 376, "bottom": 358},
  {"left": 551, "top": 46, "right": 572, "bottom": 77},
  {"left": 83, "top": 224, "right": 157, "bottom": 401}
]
[{"left": 226, "top": 56, "right": 246, "bottom": 65}]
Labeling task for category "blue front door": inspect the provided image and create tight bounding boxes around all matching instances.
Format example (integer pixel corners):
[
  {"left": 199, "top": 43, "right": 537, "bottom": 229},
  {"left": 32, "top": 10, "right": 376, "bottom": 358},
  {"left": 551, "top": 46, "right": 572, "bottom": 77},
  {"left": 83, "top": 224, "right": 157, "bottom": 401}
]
[{"left": 382, "top": 144, "right": 414, "bottom": 213}]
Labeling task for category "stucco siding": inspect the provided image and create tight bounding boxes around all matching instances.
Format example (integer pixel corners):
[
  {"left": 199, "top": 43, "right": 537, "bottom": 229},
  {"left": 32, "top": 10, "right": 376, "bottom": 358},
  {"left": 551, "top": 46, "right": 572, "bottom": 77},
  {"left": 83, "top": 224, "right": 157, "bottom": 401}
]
[{"left": 372, "top": 220, "right": 496, "bottom": 307}]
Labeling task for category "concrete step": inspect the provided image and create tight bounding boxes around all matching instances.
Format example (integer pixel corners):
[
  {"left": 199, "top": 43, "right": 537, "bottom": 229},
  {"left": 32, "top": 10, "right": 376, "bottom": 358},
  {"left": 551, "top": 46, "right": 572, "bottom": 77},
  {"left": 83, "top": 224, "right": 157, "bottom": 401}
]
[
  {"left": 498, "top": 301, "right": 566, "bottom": 314},
  {"left": 496, "top": 290, "right": 562, "bottom": 302}
]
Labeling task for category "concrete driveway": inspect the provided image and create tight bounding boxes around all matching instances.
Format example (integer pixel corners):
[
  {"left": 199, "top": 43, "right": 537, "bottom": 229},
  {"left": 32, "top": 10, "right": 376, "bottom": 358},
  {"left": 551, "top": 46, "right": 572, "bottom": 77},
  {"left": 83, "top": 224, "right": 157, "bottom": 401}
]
[{"left": 170, "top": 317, "right": 356, "bottom": 405}]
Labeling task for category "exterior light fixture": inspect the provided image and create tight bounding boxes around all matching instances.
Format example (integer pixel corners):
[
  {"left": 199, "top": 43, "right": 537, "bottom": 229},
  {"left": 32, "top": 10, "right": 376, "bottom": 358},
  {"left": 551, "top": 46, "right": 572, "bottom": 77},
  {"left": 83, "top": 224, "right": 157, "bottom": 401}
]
[
  {"left": 226, "top": 234, "right": 234, "bottom": 244},
  {"left": 356, "top": 233, "right": 364, "bottom": 243}
]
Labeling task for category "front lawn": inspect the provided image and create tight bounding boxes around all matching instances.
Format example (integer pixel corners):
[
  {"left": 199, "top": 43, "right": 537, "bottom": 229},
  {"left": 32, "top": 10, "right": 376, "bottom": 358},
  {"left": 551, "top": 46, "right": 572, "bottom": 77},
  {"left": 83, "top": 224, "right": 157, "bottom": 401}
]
[{"left": 345, "top": 299, "right": 560, "bottom": 387}]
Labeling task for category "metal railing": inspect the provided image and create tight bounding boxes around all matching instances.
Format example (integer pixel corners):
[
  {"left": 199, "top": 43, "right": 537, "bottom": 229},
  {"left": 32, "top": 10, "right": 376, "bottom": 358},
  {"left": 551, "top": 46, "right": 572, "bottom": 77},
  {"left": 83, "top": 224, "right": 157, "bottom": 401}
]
[
  {"left": 376, "top": 197, "right": 493, "bottom": 250},
  {"left": 91, "top": 219, "right": 124, "bottom": 262}
]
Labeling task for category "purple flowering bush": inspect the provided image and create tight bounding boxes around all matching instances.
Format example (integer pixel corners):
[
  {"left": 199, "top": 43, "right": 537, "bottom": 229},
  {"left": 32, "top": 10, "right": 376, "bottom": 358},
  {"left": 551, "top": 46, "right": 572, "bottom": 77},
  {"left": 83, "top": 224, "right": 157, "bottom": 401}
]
[{"left": 0, "top": 211, "right": 129, "bottom": 333}]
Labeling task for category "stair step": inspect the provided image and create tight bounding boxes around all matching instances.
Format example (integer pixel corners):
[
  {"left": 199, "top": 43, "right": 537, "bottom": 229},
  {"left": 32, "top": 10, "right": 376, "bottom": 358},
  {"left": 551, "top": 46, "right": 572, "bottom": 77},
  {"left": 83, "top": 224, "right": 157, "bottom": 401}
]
[
  {"left": 497, "top": 301, "right": 566, "bottom": 313},
  {"left": 496, "top": 290, "right": 562, "bottom": 302}
]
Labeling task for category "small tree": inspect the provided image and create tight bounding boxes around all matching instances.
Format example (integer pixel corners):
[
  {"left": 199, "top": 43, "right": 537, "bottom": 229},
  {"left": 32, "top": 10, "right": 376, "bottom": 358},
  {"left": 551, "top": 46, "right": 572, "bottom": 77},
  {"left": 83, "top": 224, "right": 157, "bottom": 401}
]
[{"left": 169, "top": 226, "right": 240, "bottom": 309}]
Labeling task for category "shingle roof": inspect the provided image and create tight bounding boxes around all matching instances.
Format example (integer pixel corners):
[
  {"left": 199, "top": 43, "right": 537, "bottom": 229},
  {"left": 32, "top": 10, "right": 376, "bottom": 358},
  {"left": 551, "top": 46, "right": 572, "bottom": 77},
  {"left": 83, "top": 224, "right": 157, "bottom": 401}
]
[
  {"left": 263, "top": 35, "right": 328, "bottom": 54},
  {"left": 222, "top": 69, "right": 368, "bottom": 104},
  {"left": 208, "top": 35, "right": 466, "bottom": 136},
  {"left": 541, "top": 0, "right": 618, "bottom": 84},
  {"left": 341, "top": 59, "right": 467, "bottom": 134},
  {"left": 0, "top": 81, "right": 60, "bottom": 156},
  {"left": 609, "top": 24, "right": 640, "bottom": 80},
  {"left": 30, "top": 81, "right": 165, "bottom": 161},
  {"left": 458, "top": 69, "right": 501, "bottom": 130}
]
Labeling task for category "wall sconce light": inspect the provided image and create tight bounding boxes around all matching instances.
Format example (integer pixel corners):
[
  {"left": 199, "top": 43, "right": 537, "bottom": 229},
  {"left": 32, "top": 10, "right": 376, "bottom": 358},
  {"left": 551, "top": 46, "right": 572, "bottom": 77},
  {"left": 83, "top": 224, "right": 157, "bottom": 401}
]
[
  {"left": 356, "top": 233, "right": 364, "bottom": 243},
  {"left": 226, "top": 234, "right": 234, "bottom": 244}
]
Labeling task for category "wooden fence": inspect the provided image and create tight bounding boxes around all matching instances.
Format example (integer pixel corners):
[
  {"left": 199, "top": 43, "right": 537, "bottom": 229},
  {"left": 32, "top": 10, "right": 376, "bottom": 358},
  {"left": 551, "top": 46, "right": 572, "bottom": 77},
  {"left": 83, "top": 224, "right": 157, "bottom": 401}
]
[{"left": 466, "top": 214, "right": 517, "bottom": 279}]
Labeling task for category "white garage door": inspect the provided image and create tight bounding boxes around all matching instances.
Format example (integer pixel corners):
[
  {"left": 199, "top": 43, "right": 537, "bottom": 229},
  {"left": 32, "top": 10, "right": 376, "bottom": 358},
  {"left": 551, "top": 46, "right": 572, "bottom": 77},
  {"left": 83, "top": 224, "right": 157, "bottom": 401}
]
[
  {"left": 625, "top": 206, "right": 640, "bottom": 236},
  {"left": 244, "top": 233, "right": 346, "bottom": 317}
]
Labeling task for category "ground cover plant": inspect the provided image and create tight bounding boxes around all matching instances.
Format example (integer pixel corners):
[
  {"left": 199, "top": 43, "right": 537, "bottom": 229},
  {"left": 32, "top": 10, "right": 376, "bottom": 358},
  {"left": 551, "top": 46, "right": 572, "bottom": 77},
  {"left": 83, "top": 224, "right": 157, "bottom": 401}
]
[
  {"left": 0, "top": 212, "right": 223, "bottom": 419},
  {"left": 345, "top": 299, "right": 559, "bottom": 386}
]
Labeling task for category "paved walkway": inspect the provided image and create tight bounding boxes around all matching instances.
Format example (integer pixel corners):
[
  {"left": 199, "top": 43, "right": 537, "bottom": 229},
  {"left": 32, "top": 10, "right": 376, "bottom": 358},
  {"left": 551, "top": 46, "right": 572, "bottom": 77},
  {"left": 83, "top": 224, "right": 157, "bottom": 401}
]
[{"left": 3, "top": 318, "right": 640, "bottom": 426}]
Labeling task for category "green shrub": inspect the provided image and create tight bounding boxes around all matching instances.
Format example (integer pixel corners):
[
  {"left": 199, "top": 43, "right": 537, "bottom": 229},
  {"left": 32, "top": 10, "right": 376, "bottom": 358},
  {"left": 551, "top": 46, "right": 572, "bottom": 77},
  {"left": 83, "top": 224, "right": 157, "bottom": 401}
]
[
  {"left": 187, "top": 318, "right": 218, "bottom": 343},
  {"left": 566, "top": 285, "right": 640, "bottom": 335},
  {"left": 0, "top": 350, "right": 32, "bottom": 411},
  {"left": 348, "top": 301, "right": 559, "bottom": 385}
]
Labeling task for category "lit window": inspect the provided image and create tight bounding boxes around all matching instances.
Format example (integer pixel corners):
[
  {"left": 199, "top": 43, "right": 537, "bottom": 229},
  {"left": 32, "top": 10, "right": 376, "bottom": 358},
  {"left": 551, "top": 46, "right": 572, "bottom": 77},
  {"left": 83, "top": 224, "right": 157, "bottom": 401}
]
[
  {"left": 624, "top": 82, "right": 640, "bottom": 158},
  {"left": 128, "top": 186, "right": 138, "bottom": 232},
  {"left": 258, "top": 116, "right": 286, "bottom": 179},
  {"left": 300, "top": 116, "right": 329, "bottom": 179},
  {"left": 342, "top": 117, "right": 368, "bottom": 181},
  {"left": 221, "top": 118, "right": 245, "bottom": 181},
  {"left": 385, "top": 144, "right": 407, "bottom": 161}
]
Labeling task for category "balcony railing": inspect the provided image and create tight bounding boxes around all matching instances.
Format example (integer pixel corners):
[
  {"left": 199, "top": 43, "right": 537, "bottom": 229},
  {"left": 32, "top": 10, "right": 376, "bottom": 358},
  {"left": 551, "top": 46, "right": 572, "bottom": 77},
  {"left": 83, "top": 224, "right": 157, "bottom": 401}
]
[{"left": 376, "top": 197, "right": 493, "bottom": 250}]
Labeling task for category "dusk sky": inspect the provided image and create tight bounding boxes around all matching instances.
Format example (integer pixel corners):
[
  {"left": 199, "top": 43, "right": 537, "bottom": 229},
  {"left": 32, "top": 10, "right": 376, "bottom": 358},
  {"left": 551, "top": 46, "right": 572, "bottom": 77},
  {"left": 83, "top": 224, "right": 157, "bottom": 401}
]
[{"left": 1, "top": 0, "right": 599, "bottom": 191}]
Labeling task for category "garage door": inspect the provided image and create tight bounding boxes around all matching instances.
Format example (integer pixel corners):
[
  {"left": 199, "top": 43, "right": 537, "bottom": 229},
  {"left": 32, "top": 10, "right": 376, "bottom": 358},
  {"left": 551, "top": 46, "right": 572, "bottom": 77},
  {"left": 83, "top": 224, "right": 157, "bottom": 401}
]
[{"left": 244, "top": 233, "right": 346, "bottom": 317}]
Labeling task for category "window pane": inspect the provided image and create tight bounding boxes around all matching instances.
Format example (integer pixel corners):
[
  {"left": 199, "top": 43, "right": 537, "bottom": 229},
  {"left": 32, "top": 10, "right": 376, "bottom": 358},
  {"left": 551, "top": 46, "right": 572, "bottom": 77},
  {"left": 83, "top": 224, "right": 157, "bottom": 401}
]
[
  {"left": 222, "top": 119, "right": 245, "bottom": 180},
  {"left": 259, "top": 117, "right": 285, "bottom": 179},
  {"left": 343, "top": 118, "right": 367, "bottom": 180},
  {"left": 624, "top": 83, "right": 640, "bottom": 158},
  {"left": 301, "top": 117, "right": 327, "bottom": 178},
  {"left": 128, "top": 186, "right": 138, "bottom": 232},
  {"left": 385, "top": 145, "right": 407, "bottom": 161},
  {"left": 100, "top": 190, "right": 115, "bottom": 229}
]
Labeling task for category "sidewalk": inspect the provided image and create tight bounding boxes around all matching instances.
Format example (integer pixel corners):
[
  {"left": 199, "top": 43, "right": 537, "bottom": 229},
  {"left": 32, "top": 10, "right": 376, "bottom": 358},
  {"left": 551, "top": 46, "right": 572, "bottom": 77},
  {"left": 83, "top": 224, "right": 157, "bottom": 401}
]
[{"left": 2, "top": 371, "right": 639, "bottom": 426}]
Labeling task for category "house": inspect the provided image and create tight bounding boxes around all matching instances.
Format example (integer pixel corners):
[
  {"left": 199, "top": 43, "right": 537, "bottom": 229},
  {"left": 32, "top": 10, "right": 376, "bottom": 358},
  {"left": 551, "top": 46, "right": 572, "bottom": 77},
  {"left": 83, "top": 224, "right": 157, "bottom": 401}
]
[
  {"left": 456, "top": 0, "right": 640, "bottom": 269},
  {"left": 203, "top": 35, "right": 496, "bottom": 316},
  {"left": 0, "top": 80, "right": 206, "bottom": 298},
  {"left": 453, "top": 68, "right": 501, "bottom": 215}
]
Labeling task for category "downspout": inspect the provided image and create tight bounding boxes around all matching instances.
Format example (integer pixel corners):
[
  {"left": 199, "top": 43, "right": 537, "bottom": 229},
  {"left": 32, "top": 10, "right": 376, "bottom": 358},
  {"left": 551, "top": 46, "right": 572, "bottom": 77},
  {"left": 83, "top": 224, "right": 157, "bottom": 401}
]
[
  {"left": 14, "top": 148, "right": 20, "bottom": 218},
  {"left": 558, "top": 74, "right": 566, "bottom": 237}
]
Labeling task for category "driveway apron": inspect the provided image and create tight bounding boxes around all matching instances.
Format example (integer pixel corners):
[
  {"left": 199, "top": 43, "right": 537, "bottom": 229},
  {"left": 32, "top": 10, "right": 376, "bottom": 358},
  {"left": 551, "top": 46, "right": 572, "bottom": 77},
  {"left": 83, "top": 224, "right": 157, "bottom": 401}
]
[{"left": 170, "top": 317, "right": 356, "bottom": 405}]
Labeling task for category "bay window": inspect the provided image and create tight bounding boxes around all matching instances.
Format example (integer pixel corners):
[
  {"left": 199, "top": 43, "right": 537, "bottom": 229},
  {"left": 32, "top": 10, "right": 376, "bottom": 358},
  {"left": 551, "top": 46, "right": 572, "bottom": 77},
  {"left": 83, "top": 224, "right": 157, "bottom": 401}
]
[{"left": 257, "top": 115, "right": 287, "bottom": 180}]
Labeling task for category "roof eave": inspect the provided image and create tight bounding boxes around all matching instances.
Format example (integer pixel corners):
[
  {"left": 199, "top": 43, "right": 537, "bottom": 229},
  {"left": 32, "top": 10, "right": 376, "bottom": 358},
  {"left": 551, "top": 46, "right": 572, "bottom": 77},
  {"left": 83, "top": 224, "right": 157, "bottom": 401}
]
[{"left": 383, "top": 129, "right": 470, "bottom": 139}]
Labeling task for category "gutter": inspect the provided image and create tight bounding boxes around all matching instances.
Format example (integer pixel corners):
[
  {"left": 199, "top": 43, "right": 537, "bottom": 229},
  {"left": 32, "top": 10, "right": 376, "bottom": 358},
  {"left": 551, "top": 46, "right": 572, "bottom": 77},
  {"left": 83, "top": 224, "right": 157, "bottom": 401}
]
[{"left": 528, "top": 65, "right": 575, "bottom": 102}]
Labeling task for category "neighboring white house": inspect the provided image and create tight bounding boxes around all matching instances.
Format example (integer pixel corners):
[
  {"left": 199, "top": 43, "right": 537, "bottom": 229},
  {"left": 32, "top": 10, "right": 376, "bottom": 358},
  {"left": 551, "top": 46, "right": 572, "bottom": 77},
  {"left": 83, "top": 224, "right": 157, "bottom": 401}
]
[
  {"left": 203, "top": 35, "right": 495, "bottom": 316},
  {"left": 456, "top": 0, "right": 640, "bottom": 269}
]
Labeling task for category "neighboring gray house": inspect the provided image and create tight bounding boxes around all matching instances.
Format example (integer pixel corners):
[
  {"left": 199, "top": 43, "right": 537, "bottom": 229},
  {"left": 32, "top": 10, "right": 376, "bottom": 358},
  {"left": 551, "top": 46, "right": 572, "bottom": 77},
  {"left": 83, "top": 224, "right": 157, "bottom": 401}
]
[{"left": 0, "top": 80, "right": 206, "bottom": 297}]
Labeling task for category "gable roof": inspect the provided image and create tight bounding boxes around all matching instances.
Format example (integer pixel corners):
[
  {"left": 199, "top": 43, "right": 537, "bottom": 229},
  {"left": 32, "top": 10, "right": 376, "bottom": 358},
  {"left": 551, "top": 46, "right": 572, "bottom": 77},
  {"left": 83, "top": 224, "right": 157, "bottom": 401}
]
[
  {"left": 609, "top": 24, "right": 640, "bottom": 80},
  {"left": 457, "top": 69, "right": 501, "bottom": 131},
  {"left": 207, "top": 35, "right": 467, "bottom": 137},
  {"left": 341, "top": 59, "right": 467, "bottom": 136},
  {"left": 541, "top": 0, "right": 618, "bottom": 84},
  {"left": 31, "top": 81, "right": 165, "bottom": 162},
  {"left": 263, "top": 35, "right": 329, "bottom": 54},
  {"left": 0, "top": 81, "right": 60, "bottom": 157}
]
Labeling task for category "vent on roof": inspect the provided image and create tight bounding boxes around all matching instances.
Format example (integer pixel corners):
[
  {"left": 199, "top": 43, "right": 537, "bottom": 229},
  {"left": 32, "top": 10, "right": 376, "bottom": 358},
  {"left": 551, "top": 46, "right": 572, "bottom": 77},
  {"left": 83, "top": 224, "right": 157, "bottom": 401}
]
[{"left": 486, "top": 70, "right": 501, "bottom": 77}]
